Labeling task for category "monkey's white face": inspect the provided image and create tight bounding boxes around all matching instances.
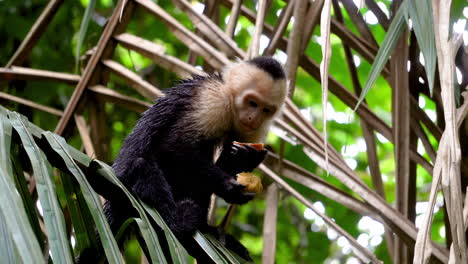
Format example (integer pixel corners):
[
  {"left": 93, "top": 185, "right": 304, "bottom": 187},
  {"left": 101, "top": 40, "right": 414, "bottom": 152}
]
[
  {"left": 235, "top": 89, "right": 277, "bottom": 133},
  {"left": 225, "top": 63, "right": 287, "bottom": 142},
  {"left": 190, "top": 58, "right": 287, "bottom": 142},
  {"left": 233, "top": 81, "right": 287, "bottom": 144}
]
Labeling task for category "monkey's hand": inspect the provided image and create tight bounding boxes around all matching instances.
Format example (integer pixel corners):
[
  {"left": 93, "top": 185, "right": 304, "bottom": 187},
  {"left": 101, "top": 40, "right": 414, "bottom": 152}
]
[
  {"left": 218, "top": 177, "right": 255, "bottom": 204},
  {"left": 216, "top": 143, "right": 267, "bottom": 176}
]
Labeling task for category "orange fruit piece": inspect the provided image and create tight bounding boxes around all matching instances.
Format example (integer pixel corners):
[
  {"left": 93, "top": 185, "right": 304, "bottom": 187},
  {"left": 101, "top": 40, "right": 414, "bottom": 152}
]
[{"left": 233, "top": 141, "right": 264, "bottom": 151}]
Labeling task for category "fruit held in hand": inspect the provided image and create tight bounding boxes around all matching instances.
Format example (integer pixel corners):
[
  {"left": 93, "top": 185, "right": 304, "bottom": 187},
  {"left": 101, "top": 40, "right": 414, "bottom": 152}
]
[
  {"left": 233, "top": 141, "right": 265, "bottom": 151},
  {"left": 237, "top": 172, "right": 263, "bottom": 193}
]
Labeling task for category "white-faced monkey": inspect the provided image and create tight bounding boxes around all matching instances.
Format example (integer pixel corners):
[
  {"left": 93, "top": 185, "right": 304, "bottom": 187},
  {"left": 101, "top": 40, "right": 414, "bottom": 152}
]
[{"left": 78, "top": 56, "right": 288, "bottom": 263}]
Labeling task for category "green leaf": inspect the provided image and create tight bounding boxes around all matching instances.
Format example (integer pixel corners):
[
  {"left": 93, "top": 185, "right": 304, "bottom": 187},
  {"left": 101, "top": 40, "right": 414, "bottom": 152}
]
[
  {"left": 10, "top": 113, "right": 73, "bottom": 264},
  {"left": 0, "top": 211, "right": 17, "bottom": 263},
  {"left": 0, "top": 168, "right": 44, "bottom": 264},
  {"left": 200, "top": 232, "right": 252, "bottom": 263},
  {"left": 0, "top": 113, "right": 17, "bottom": 264},
  {"left": 91, "top": 160, "right": 170, "bottom": 264},
  {"left": 42, "top": 132, "right": 123, "bottom": 264},
  {"left": 114, "top": 218, "right": 136, "bottom": 242},
  {"left": 134, "top": 218, "right": 167, "bottom": 263},
  {"left": 0, "top": 113, "right": 44, "bottom": 264},
  {"left": 0, "top": 105, "right": 92, "bottom": 168},
  {"left": 11, "top": 152, "right": 45, "bottom": 247},
  {"left": 356, "top": 1, "right": 408, "bottom": 110},
  {"left": 7, "top": 114, "right": 44, "bottom": 245},
  {"left": 193, "top": 231, "right": 229, "bottom": 264},
  {"left": 75, "top": 0, "right": 97, "bottom": 72},
  {"left": 0, "top": 109, "right": 13, "bottom": 176},
  {"left": 59, "top": 171, "right": 93, "bottom": 252},
  {"left": 408, "top": 0, "right": 436, "bottom": 94},
  {"left": 204, "top": 233, "right": 242, "bottom": 264},
  {"left": 141, "top": 203, "right": 190, "bottom": 264}
]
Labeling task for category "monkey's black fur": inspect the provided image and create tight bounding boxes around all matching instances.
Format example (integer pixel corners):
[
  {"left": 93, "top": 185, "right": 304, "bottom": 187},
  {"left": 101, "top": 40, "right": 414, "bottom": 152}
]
[
  {"left": 247, "top": 56, "right": 286, "bottom": 80},
  {"left": 77, "top": 72, "right": 268, "bottom": 263}
]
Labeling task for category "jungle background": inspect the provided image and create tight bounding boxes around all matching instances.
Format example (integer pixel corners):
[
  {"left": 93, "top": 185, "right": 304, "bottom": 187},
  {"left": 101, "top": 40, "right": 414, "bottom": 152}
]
[{"left": 0, "top": 0, "right": 467, "bottom": 263}]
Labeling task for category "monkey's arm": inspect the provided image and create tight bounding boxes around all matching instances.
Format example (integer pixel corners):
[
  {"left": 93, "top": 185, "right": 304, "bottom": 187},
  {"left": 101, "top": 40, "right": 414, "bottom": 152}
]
[{"left": 168, "top": 144, "right": 255, "bottom": 204}]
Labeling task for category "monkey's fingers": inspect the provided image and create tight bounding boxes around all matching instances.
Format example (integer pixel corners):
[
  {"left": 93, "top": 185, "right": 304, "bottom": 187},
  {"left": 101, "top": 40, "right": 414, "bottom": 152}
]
[
  {"left": 220, "top": 178, "right": 255, "bottom": 204},
  {"left": 229, "top": 144, "right": 249, "bottom": 156},
  {"left": 226, "top": 177, "right": 248, "bottom": 191},
  {"left": 235, "top": 192, "right": 255, "bottom": 204}
]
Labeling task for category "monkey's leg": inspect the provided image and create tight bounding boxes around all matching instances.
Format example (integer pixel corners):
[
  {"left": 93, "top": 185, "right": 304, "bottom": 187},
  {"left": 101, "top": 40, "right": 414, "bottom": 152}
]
[
  {"left": 131, "top": 157, "right": 204, "bottom": 234},
  {"left": 135, "top": 228, "right": 172, "bottom": 264}
]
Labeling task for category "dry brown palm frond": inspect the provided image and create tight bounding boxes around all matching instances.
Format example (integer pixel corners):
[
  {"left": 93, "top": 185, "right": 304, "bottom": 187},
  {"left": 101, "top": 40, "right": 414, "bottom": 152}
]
[
  {"left": 136, "top": 0, "right": 230, "bottom": 68},
  {"left": 172, "top": 0, "right": 246, "bottom": 59},
  {"left": 115, "top": 33, "right": 204, "bottom": 78},
  {"left": 2, "top": 0, "right": 466, "bottom": 263}
]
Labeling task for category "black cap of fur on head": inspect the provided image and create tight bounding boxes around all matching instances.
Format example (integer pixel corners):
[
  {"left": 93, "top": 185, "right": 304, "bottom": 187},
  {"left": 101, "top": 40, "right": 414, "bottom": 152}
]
[{"left": 247, "top": 56, "right": 286, "bottom": 80}]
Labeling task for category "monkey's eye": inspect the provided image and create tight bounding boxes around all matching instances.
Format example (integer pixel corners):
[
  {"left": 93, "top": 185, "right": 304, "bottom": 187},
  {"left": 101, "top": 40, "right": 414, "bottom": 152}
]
[
  {"left": 249, "top": 100, "right": 258, "bottom": 107},
  {"left": 263, "top": 108, "right": 271, "bottom": 114}
]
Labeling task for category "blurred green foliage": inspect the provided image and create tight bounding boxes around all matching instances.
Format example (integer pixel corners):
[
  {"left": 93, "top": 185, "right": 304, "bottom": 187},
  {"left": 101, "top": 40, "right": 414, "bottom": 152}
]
[{"left": 0, "top": 0, "right": 452, "bottom": 263}]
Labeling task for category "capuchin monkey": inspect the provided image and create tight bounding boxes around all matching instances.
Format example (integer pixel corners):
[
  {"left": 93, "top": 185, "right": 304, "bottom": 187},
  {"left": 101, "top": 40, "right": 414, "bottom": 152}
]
[{"left": 78, "top": 56, "right": 288, "bottom": 263}]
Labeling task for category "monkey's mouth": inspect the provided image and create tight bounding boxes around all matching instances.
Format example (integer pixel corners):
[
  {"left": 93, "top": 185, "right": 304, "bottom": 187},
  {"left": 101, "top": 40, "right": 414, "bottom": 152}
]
[{"left": 240, "top": 121, "right": 257, "bottom": 131}]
